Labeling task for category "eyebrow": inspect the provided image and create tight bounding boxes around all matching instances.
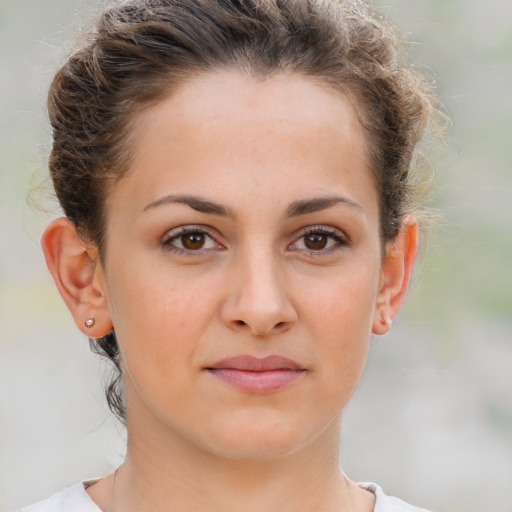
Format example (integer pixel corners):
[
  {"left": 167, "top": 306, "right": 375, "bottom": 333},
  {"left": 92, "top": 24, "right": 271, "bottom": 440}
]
[
  {"left": 286, "top": 195, "right": 363, "bottom": 217},
  {"left": 143, "top": 193, "right": 363, "bottom": 218},
  {"left": 143, "top": 194, "right": 235, "bottom": 217}
]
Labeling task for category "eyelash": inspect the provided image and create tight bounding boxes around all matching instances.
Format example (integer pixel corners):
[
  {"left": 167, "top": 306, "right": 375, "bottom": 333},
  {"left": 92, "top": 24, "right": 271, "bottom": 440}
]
[
  {"left": 161, "top": 225, "right": 349, "bottom": 256},
  {"left": 161, "top": 225, "right": 221, "bottom": 256},
  {"left": 291, "top": 226, "right": 349, "bottom": 255}
]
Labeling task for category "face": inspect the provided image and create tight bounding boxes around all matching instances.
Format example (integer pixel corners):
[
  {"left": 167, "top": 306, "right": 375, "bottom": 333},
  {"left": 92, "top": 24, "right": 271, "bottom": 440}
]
[{"left": 100, "top": 71, "right": 386, "bottom": 459}]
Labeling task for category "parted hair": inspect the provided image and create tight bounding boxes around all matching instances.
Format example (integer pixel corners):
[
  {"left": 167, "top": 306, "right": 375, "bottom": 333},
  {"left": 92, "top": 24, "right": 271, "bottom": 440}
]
[{"left": 48, "top": 0, "right": 440, "bottom": 423}]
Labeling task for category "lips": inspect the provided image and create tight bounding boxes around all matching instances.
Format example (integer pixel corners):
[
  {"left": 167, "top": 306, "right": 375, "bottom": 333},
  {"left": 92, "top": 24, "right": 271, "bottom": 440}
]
[{"left": 205, "top": 355, "right": 306, "bottom": 393}]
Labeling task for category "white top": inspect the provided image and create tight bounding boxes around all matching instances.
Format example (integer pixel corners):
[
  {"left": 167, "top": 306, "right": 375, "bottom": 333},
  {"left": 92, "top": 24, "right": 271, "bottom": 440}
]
[{"left": 19, "top": 482, "right": 430, "bottom": 511}]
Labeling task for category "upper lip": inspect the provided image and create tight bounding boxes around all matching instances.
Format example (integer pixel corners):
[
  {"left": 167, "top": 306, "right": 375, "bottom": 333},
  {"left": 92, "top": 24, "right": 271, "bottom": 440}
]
[{"left": 206, "top": 355, "right": 304, "bottom": 371}]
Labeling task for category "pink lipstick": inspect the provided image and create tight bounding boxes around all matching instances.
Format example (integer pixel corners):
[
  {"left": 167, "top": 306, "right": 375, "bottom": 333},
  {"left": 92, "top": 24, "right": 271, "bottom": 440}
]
[{"left": 205, "top": 355, "right": 306, "bottom": 393}]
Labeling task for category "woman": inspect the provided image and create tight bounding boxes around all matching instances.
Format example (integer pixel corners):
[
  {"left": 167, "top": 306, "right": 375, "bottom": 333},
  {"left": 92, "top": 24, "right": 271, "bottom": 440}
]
[{"left": 22, "top": 0, "right": 439, "bottom": 510}]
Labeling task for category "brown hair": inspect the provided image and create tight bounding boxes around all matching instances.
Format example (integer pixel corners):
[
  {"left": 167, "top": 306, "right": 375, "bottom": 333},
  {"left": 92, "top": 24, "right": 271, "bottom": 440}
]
[{"left": 48, "top": 0, "right": 440, "bottom": 423}]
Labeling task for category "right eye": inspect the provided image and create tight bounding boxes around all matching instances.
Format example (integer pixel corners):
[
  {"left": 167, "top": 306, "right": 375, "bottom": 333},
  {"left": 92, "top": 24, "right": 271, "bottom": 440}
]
[{"left": 162, "top": 226, "right": 220, "bottom": 254}]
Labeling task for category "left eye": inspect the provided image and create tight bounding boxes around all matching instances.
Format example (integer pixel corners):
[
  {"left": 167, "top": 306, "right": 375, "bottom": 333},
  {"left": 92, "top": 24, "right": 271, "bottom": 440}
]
[
  {"left": 163, "top": 229, "right": 217, "bottom": 251},
  {"left": 292, "top": 229, "right": 346, "bottom": 252}
]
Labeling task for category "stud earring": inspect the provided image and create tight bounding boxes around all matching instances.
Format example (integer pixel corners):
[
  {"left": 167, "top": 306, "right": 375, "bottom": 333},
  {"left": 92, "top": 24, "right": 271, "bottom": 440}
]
[
  {"left": 381, "top": 316, "right": 392, "bottom": 329},
  {"left": 85, "top": 318, "right": 95, "bottom": 328}
]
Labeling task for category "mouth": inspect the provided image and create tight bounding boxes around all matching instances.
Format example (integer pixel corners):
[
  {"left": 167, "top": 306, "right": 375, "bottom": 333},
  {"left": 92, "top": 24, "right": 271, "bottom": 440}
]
[{"left": 205, "top": 355, "right": 306, "bottom": 393}]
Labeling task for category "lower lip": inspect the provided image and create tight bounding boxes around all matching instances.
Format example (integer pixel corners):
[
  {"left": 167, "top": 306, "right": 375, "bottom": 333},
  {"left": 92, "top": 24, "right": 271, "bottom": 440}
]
[{"left": 207, "top": 368, "right": 305, "bottom": 393}]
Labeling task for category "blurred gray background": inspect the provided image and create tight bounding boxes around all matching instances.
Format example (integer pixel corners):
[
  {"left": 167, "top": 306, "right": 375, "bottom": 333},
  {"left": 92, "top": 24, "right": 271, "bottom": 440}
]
[{"left": 0, "top": 0, "right": 511, "bottom": 511}]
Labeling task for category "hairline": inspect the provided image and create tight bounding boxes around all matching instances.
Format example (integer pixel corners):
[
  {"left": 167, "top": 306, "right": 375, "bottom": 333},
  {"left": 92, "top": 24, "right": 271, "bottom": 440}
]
[{"left": 97, "top": 66, "right": 387, "bottom": 260}]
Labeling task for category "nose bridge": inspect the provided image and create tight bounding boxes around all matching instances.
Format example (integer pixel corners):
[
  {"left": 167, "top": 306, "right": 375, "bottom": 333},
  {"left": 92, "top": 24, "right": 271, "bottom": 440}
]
[
  {"left": 224, "top": 239, "right": 296, "bottom": 335},
  {"left": 243, "top": 243, "right": 282, "bottom": 303}
]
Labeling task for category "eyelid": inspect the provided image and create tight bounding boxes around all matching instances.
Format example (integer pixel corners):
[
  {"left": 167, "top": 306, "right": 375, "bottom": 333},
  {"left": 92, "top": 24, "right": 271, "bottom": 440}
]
[
  {"left": 288, "top": 225, "right": 350, "bottom": 252},
  {"left": 162, "top": 224, "right": 212, "bottom": 242},
  {"left": 301, "top": 225, "right": 348, "bottom": 239},
  {"left": 161, "top": 224, "right": 224, "bottom": 254},
  {"left": 160, "top": 224, "right": 349, "bottom": 256}
]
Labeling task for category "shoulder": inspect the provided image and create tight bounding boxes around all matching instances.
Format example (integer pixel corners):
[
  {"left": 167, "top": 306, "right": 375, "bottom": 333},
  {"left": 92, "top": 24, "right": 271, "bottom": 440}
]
[
  {"left": 20, "top": 480, "right": 431, "bottom": 512},
  {"left": 18, "top": 484, "right": 101, "bottom": 512},
  {"left": 359, "top": 482, "right": 432, "bottom": 512}
]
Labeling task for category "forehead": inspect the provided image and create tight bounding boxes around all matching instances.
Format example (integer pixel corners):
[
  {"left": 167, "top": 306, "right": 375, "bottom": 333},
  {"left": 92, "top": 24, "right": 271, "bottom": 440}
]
[
  {"left": 110, "top": 70, "right": 378, "bottom": 224},
  {"left": 135, "top": 71, "right": 365, "bottom": 150}
]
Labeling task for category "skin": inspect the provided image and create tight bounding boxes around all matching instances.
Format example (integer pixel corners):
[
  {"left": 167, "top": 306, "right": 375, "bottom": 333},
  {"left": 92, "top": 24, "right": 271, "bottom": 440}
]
[{"left": 42, "top": 71, "right": 417, "bottom": 512}]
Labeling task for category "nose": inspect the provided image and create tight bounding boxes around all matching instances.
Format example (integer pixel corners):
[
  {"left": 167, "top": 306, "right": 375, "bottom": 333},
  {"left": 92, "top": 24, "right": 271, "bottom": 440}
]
[{"left": 220, "top": 246, "right": 298, "bottom": 336}]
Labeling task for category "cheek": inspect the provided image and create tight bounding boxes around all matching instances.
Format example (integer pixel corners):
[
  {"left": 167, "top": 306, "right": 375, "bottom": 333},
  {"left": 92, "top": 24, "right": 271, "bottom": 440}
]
[
  {"left": 303, "top": 260, "right": 380, "bottom": 336},
  {"left": 104, "top": 260, "right": 221, "bottom": 381},
  {"left": 300, "top": 263, "right": 380, "bottom": 394}
]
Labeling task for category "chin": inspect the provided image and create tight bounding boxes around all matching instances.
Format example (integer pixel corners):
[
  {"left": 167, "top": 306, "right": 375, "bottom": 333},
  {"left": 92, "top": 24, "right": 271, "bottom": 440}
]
[
  {"left": 207, "top": 434, "right": 305, "bottom": 461},
  {"left": 197, "top": 411, "right": 328, "bottom": 461}
]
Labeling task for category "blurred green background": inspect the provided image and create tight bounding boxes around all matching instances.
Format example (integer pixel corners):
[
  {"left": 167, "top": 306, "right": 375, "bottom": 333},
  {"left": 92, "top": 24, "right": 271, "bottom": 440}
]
[{"left": 0, "top": 1, "right": 510, "bottom": 510}]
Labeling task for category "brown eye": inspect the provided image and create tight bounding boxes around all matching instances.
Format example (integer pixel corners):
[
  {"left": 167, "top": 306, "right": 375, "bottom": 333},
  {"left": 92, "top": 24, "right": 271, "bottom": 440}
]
[
  {"left": 181, "top": 232, "right": 206, "bottom": 250},
  {"left": 163, "top": 227, "right": 218, "bottom": 253},
  {"left": 290, "top": 227, "right": 347, "bottom": 254},
  {"left": 304, "top": 233, "right": 328, "bottom": 250}
]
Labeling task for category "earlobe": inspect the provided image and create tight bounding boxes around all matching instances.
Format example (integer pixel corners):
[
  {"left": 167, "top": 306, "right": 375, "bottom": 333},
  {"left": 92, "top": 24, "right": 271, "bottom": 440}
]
[
  {"left": 41, "top": 217, "right": 113, "bottom": 337},
  {"left": 372, "top": 216, "right": 418, "bottom": 335}
]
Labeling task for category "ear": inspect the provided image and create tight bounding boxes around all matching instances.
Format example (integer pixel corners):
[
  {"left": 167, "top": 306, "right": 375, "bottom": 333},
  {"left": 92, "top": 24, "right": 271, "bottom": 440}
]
[
  {"left": 41, "top": 217, "right": 113, "bottom": 337},
  {"left": 372, "top": 216, "right": 418, "bottom": 335}
]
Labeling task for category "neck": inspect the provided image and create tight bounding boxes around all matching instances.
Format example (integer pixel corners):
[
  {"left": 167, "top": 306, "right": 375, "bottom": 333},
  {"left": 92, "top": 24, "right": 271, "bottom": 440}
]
[
  {"left": 87, "top": 381, "right": 375, "bottom": 512},
  {"left": 88, "top": 417, "right": 374, "bottom": 512}
]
